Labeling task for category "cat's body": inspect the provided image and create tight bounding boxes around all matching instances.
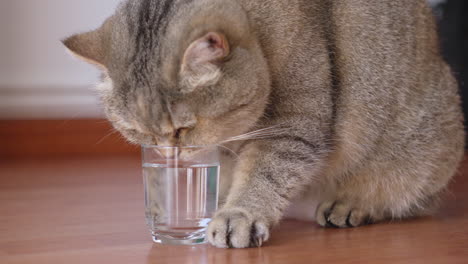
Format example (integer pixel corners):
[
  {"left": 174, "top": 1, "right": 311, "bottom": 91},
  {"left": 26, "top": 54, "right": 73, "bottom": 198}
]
[{"left": 64, "top": 0, "right": 465, "bottom": 248}]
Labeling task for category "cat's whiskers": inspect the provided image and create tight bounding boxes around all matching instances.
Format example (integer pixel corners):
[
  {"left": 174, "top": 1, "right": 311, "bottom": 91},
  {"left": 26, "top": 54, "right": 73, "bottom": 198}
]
[
  {"left": 231, "top": 124, "right": 285, "bottom": 136},
  {"left": 225, "top": 131, "right": 288, "bottom": 141},
  {"left": 95, "top": 129, "right": 119, "bottom": 145},
  {"left": 215, "top": 144, "right": 241, "bottom": 160},
  {"left": 224, "top": 133, "right": 285, "bottom": 142},
  {"left": 222, "top": 125, "right": 289, "bottom": 143},
  {"left": 227, "top": 130, "right": 284, "bottom": 139}
]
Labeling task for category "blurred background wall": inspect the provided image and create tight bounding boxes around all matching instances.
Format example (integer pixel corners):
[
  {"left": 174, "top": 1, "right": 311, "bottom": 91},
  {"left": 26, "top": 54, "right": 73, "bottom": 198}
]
[{"left": 0, "top": 0, "right": 121, "bottom": 119}]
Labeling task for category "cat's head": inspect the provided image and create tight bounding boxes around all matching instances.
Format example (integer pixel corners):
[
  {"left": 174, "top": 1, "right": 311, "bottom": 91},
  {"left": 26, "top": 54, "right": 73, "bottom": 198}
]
[{"left": 63, "top": 0, "right": 270, "bottom": 146}]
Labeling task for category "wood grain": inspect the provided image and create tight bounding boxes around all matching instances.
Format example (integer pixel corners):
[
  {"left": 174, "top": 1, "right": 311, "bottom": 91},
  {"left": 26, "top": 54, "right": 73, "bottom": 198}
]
[
  {"left": 1, "top": 156, "right": 467, "bottom": 264},
  {"left": 0, "top": 120, "right": 139, "bottom": 159}
]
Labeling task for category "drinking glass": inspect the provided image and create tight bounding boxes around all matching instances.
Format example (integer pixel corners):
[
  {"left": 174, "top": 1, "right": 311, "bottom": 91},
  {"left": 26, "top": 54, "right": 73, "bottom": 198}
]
[{"left": 141, "top": 145, "right": 220, "bottom": 245}]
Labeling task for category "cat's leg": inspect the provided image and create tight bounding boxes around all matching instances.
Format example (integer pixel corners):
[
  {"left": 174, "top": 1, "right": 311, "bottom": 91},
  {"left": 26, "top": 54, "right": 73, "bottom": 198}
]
[
  {"left": 315, "top": 156, "right": 457, "bottom": 228},
  {"left": 218, "top": 149, "right": 238, "bottom": 207},
  {"left": 207, "top": 138, "right": 326, "bottom": 248}
]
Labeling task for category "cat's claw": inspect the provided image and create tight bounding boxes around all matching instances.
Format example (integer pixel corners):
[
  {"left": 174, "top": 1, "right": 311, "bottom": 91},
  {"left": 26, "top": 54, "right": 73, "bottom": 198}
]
[
  {"left": 316, "top": 200, "right": 374, "bottom": 228},
  {"left": 207, "top": 208, "right": 270, "bottom": 248}
]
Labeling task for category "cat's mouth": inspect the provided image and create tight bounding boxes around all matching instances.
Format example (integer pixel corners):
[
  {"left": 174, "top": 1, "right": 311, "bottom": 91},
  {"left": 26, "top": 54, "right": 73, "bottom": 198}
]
[{"left": 142, "top": 144, "right": 219, "bottom": 164}]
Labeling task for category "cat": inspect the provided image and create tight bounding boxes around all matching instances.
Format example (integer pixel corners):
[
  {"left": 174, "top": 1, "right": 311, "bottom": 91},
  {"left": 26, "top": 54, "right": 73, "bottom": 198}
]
[{"left": 63, "top": 0, "right": 465, "bottom": 248}]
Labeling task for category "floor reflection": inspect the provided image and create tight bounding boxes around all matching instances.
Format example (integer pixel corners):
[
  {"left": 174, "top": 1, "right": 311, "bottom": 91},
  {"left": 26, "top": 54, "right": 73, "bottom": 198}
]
[{"left": 146, "top": 243, "right": 269, "bottom": 264}]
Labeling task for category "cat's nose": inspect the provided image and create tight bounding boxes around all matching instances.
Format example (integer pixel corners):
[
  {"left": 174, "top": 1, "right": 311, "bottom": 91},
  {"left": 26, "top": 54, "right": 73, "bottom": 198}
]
[
  {"left": 154, "top": 132, "right": 181, "bottom": 148},
  {"left": 174, "top": 128, "right": 183, "bottom": 141},
  {"left": 156, "top": 137, "right": 176, "bottom": 148},
  {"left": 173, "top": 127, "right": 191, "bottom": 143}
]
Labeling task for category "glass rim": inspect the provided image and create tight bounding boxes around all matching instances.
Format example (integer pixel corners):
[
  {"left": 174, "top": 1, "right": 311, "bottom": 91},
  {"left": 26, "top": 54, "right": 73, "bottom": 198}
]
[{"left": 141, "top": 144, "right": 218, "bottom": 150}]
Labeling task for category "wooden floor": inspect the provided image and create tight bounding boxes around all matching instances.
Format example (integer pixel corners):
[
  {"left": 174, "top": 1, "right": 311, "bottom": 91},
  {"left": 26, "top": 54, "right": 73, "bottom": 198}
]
[{"left": 1, "top": 155, "right": 467, "bottom": 264}]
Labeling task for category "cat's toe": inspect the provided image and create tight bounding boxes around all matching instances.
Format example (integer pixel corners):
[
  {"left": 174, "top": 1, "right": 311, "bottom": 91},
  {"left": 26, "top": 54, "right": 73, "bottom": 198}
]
[
  {"left": 207, "top": 208, "right": 269, "bottom": 248},
  {"left": 316, "top": 201, "right": 373, "bottom": 228}
]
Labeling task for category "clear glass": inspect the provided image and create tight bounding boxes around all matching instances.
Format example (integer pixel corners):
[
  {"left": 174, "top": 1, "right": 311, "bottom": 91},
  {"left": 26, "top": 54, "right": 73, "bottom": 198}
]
[{"left": 141, "top": 145, "right": 220, "bottom": 245}]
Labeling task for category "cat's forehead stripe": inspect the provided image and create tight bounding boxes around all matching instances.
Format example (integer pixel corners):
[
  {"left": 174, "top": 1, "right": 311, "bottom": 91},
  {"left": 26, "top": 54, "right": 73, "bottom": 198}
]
[{"left": 127, "top": 0, "right": 190, "bottom": 87}]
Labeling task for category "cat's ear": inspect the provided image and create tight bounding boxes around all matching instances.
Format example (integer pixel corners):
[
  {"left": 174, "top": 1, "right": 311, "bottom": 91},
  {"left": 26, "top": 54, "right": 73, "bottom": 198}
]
[
  {"left": 62, "top": 19, "right": 112, "bottom": 70},
  {"left": 180, "top": 32, "right": 230, "bottom": 91},
  {"left": 62, "top": 30, "right": 107, "bottom": 69}
]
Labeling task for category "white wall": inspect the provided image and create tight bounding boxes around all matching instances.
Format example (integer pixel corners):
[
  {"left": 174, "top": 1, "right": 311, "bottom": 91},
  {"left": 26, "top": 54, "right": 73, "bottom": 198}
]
[{"left": 0, "top": 0, "right": 122, "bottom": 119}]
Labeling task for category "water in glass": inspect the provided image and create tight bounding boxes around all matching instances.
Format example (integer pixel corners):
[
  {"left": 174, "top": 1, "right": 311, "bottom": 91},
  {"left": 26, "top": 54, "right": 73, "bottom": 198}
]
[{"left": 143, "top": 161, "right": 219, "bottom": 245}]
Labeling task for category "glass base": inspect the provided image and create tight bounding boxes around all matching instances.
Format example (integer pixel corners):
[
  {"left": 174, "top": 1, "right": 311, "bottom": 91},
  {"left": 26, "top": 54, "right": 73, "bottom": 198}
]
[{"left": 151, "top": 232, "right": 207, "bottom": 245}]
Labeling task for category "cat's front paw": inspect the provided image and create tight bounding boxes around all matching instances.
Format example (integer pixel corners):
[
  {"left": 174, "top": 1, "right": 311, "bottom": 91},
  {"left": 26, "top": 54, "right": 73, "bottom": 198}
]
[
  {"left": 207, "top": 208, "right": 270, "bottom": 248},
  {"left": 316, "top": 200, "right": 375, "bottom": 228}
]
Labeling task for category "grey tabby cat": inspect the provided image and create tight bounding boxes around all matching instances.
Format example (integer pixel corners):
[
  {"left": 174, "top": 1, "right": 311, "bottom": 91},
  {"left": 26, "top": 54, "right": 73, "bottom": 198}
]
[{"left": 63, "top": 0, "right": 465, "bottom": 248}]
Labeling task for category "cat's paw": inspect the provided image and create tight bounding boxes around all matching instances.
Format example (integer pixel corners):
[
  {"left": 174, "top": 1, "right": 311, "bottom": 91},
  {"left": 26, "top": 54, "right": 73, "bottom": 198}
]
[
  {"left": 207, "top": 208, "right": 270, "bottom": 248},
  {"left": 316, "top": 200, "right": 374, "bottom": 228}
]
